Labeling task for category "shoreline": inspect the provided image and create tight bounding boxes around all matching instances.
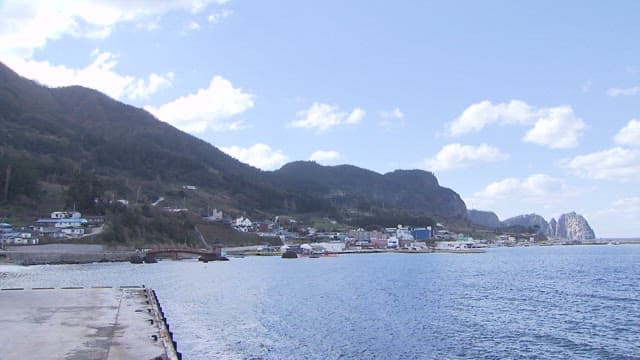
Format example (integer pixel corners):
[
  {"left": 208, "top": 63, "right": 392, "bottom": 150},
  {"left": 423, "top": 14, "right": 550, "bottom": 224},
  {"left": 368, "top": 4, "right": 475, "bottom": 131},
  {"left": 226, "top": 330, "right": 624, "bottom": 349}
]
[{"left": 3, "top": 241, "right": 640, "bottom": 266}]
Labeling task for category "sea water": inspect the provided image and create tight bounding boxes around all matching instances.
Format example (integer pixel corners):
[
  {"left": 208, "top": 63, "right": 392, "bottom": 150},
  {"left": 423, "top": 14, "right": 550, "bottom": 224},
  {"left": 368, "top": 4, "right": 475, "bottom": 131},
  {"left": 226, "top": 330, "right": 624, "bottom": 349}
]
[{"left": 2, "top": 245, "right": 639, "bottom": 359}]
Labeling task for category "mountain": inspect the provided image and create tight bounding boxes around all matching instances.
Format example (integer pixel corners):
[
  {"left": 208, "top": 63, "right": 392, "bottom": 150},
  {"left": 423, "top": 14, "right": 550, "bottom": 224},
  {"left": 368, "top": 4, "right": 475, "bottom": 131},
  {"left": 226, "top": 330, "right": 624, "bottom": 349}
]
[
  {"left": 0, "top": 61, "right": 310, "bottom": 216},
  {"left": 467, "top": 209, "right": 501, "bottom": 228},
  {"left": 0, "top": 61, "right": 465, "bottom": 224},
  {"left": 501, "top": 213, "right": 550, "bottom": 234},
  {"left": 270, "top": 161, "right": 467, "bottom": 219},
  {"left": 553, "top": 212, "right": 596, "bottom": 240}
]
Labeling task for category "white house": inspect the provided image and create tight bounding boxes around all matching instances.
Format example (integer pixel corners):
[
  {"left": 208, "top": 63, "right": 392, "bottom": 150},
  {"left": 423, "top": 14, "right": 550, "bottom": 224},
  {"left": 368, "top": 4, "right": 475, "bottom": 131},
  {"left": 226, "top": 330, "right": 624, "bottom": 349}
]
[
  {"left": 1, "top": 231, "right": 38, "bottom": 245},
  {"left": 50, "top": 211, "right": 82, "bottom": 219},
  {"left": 233, "top": 217, "right": 253, "bottom": 232},
  {"left": 34, "top": 211, "right": 88, "bottom": 239}
]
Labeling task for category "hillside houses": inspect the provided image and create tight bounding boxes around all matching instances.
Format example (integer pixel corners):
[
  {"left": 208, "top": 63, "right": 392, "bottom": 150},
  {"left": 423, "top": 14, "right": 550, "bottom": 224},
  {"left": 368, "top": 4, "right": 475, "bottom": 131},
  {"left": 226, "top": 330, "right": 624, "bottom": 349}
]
[
  {"left": 33, "top": 211, "right": 102, "bottom": 240},
  {"left": 1, "top": 222, "right": 38, "bottom": 246}
]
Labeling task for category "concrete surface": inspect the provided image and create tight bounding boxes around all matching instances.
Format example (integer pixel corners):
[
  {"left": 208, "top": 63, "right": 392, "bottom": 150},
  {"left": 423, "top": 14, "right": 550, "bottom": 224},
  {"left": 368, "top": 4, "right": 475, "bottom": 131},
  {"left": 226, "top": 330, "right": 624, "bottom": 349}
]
[
  {"left": 0, "top": 244, "right": 136, "bottom": 265},
  {"left": 0, "top": 287, "right": 179, "bottom": 360}
]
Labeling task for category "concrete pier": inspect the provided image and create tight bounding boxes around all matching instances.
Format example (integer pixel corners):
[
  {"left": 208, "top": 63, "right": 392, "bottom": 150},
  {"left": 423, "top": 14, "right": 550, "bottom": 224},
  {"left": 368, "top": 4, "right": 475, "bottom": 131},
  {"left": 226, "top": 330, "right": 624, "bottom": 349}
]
[{"left": 0, "top": 286, "right": 180, "bottom": 360}]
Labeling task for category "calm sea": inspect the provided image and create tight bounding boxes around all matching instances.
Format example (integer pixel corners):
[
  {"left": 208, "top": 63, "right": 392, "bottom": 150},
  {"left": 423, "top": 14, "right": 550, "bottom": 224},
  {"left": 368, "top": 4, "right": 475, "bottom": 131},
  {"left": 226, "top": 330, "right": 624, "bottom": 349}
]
[{"left": 2, "top": 245, "right": 639, "bottom": 359}]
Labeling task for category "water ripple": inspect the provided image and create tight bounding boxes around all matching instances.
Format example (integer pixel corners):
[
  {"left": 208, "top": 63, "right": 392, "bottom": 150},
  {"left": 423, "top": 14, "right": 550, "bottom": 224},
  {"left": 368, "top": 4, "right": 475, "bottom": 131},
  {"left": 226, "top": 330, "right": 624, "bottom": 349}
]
[{"left": 2, "top": 245, "right": 640, "bottom": 359}]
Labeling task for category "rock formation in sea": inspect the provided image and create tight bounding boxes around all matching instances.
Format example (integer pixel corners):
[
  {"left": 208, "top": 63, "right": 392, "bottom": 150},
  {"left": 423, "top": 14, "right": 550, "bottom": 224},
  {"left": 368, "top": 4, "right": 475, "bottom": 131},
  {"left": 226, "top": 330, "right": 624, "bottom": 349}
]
[
  {"left": 548, "top": 218, "right": 557, "bottom": 237},
  {"left": 467, "top": 209, "right": 502, "bottom": 228},
  {"left": 501, "top": 213, "right": 550, "bottom": 234},
  {"left": 555, "top": 212, "right": 596, "bottom": 240}
]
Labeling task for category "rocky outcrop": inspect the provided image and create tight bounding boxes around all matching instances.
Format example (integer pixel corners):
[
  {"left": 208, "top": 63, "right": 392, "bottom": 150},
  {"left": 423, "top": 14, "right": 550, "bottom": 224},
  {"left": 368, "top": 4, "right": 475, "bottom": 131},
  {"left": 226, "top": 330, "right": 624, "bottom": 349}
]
[
  {"left": 467, "top": 209, "right": 501, "bottom": 228},
  {"left": 501, "top": 214, "right": 549, "bottom": 234},
  {"left": 554, "top": 212, "right": 595, "bottom": 240},
  {"left": 548, "top": 218, "right": 557, "bottom": 237}
]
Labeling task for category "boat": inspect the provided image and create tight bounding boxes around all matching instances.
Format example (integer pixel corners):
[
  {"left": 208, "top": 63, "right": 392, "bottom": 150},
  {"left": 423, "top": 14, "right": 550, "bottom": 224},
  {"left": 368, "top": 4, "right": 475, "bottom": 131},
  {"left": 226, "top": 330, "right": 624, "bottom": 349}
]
[
  {"left": 281, "top": 250, "right": 298, "bottom": 259},
  {"left": 434, "top": 240, "right": 486, "bottom": 254},
  {"left": 198, "top": 253, "right": 229, "bottom": 262},
  {"left": 129, "top": 254, "right": 144, "bottom": 264}
]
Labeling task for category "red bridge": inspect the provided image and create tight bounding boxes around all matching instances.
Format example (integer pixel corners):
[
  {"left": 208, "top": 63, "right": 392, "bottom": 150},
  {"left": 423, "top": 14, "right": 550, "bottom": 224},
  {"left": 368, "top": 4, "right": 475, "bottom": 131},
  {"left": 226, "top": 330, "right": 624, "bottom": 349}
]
[{"left": 145, "top": 247, "right": 222, "bottom": 260}]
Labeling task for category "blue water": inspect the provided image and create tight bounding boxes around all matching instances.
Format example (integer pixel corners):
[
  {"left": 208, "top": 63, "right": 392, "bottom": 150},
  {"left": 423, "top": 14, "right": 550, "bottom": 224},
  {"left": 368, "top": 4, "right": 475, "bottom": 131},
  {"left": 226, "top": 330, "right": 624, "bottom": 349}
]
[{"left": 2, "top": 245, "right": 639, "bottom": 359}]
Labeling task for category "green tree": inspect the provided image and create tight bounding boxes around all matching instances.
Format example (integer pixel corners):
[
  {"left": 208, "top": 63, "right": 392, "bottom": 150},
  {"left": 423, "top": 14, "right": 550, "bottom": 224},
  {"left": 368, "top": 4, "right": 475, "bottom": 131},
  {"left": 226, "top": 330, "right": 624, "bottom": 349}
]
[
  {"left": 0, "top": 154, "right": 40, "bottom": 202},
  {"left": 66, "top": 170, "right": 103, "bottom": 212}
]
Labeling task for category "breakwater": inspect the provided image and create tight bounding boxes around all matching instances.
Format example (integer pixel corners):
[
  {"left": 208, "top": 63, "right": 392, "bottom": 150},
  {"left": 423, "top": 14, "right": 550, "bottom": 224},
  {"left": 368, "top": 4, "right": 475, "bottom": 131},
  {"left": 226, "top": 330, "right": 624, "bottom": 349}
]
[
  {"left": 0, "top": 244, "right": 136, "bottom": 265},
  {"left": 0, "top": 286, "right": 180, "bottom": 359}
]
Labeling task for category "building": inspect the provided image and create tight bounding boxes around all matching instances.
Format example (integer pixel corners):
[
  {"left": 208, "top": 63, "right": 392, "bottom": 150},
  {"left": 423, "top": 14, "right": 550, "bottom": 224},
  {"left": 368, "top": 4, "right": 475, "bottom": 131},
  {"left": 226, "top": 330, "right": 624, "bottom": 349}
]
[
  {"left": 203, "top": 208, "right": 223, "bottom": 222},
  {"left": 34, "top": 211, "right": 88, "bottom": 239},
  {"left": 313, "top": 241, "right": 345, "bottom": 253},
  {"left": 232, "top": 217, "right": 253, "bottom": 232},
  {"left": 412, "top": 227, "right": 432, "bottom": 241},
  {"left": 1, "top": 223, "right": 38, "bottom": 245},
  {"left": 370, "top": 231, "right": 389, "bottom": 249},
  {"left": 50, "top": 211, "right": 82, "bottom": 219}
]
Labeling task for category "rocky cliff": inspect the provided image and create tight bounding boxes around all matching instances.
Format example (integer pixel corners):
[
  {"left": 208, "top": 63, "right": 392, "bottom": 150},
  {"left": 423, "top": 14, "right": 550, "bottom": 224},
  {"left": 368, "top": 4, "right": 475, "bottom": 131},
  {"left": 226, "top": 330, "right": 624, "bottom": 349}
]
[
  {"left": 548, "top": 218, "right": 557, "bottom": 237},
  {"left": 501, "top": 214, "right": 550, "bottom": 234},
  {"left": 552, "top": 212, "right": 596, "bottom": 240},
  {"left": 467, "top": 209, "right": 501, "bottom": 228}
]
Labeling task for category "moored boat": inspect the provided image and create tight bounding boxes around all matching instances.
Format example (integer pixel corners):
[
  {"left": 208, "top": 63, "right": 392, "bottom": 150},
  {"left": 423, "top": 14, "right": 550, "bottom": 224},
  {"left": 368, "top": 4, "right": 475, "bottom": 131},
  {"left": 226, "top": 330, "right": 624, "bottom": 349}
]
[{"left": 281, "top": 250, "right": 298, "bottom": 259}]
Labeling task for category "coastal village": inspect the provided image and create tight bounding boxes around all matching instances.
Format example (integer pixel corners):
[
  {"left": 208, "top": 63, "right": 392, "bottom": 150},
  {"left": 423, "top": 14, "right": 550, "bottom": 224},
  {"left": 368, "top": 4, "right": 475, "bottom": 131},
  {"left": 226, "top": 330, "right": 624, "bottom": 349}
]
[{"left": 1, "top": 202, "right": 606, "bottom": 260}]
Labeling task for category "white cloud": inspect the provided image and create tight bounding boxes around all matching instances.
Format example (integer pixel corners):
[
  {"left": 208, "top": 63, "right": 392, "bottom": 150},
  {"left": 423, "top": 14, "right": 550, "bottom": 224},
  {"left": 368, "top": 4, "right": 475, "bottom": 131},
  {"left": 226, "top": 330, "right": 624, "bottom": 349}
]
[
  {"left": 581, "top": 80, "right": 592, "bottom": 93},
  {"left": 0, "top": 0, "right": 227, "bottom": 59},
  {"left": 145, "top": 76, "right": 254, "bottom": 133},
  {"left": 221, "top": 143, "right": 288, "bottom": 171},
  {"left": 611, "top": 197, "right": 640, "bottom": 210},
  {"left": 448, "top": 100, "right": 535, "bottom": 136},
  {"left": 522, "top": 106, "right": 586, "bottom": 148},
  {"left": 588, "top": 196, "right": 640, "bottom": 237},
  {"left": 380, "top": 107, "right": 405, "bottom": 128},
  {"left": 448, "top": 100, "right": 586, "bottom": 149},
  {"left": 423, "top": 143, "right": 508, "bottom": 171},
  {"left": 346, "top": 108, "right": 365, "bottom": 124},
  {"left": 186, "top": 21, "right": 201, "bottom": 32},
  {"left": 466, "top": 174, "right": 577, "bottom": 213},
  {"left": 0, "top": 1, "right": 230, "bottom": 101},
  {"left": 563, "top": 147, "right": 640, "bottom": 182},
  {"left": 129, "top": 72, "right": 175, "bottom": 100},
  {"left": 289, "top": 102, "right": 365, "bottom": 132},
  {"left": 208, "top": 9, "right": 234, "bottom": 23},
  {"left": 607, "top": 86, "right": 640, "bottom": 97},
  {"left": 614, "top": 119, "right": 640, "bottom": 146},
  {"left": 309, "top": 150, "right": 341, "bottom": 164},
  {"left": 5, "top": 52, "right": 173, "bottom": 100}
]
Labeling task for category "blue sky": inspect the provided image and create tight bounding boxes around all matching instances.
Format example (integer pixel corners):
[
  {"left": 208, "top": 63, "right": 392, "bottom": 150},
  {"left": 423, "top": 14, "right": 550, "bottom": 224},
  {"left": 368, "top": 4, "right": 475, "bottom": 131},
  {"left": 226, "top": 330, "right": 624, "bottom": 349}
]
[{"left": 1, "top": 1, "right": 639, "bottom": 237}]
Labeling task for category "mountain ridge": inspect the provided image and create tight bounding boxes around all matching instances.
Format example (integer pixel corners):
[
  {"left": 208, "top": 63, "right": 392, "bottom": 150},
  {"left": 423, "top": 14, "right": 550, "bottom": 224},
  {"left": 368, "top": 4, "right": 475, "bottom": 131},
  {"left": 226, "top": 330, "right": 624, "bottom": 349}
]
[{"left": 0, "top": 61, "right": 466, "bottom": 224}]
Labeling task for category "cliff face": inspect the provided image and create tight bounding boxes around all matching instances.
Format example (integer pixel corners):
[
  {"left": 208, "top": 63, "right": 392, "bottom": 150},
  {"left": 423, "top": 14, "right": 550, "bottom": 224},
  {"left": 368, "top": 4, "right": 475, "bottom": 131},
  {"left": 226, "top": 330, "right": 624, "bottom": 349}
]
[
  {"left": 501, "top": 214, "right": 550, "bottom": 234},
  {"left": 554, "top": 212, "right": 596, "bottom": 240},
  {"left": 467, "top": 209, "right": 501, "bottom": 228},
  {"left": 548, "top": 218, "right": 557, "bottom": 237}
]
